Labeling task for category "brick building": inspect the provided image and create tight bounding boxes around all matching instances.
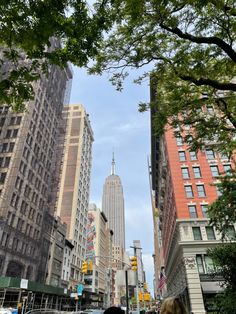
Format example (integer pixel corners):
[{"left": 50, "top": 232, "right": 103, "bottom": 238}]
[{"left": 150, "top": 87, "right": 235, "bottom": 313}]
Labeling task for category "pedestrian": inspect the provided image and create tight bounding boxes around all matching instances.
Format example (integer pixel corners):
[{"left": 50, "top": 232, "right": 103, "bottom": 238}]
[
  {"left": 160, "top": 297, "right": 188, "bottom": 314},
  {"left": 104, "top": 307, "right": 125, "bottom": 314}
]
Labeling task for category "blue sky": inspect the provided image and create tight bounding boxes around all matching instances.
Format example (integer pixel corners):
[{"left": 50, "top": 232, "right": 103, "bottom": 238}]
[{"left": 70, "top": 66, "right": 155, "bottom": 295}]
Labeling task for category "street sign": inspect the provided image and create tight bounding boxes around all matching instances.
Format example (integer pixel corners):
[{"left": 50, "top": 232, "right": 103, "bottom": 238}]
[{"left": 77, "top": 284, "right": 84, "bottom": 296}]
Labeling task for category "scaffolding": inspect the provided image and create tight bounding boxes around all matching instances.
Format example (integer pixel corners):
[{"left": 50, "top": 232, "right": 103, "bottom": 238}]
[{"left": 0, "top": 277, "right": 76, "bottom": 312}]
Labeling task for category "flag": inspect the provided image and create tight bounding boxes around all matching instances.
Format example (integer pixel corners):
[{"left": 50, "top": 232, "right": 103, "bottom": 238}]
[{"left": 157, "top": 271, "right": 166, "bottom": 290}]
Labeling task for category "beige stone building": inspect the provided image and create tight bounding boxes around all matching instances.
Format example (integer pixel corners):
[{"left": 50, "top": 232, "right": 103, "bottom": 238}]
[
  {"left": 84, "top": 204, "right": 113, "bottom": 307},
  {"left": 56, "top": 104, "right": 93, "bottom": 288},
  {"left": 0, "top": 57, "right": 72, "bottom": 282}
]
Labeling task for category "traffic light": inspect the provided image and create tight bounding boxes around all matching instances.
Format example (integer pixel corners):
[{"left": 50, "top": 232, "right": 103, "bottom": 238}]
[
  {"left": 143, "top": 282, "right": 148, "bottom": 290},
  {"left": 138, "top": 292, "right": 143, "bottom": 301},
  {"left": 144, "top": 293, "right": 151, "bottom": 301},
  {"left": 130, "top": 256, "right": 137, "bottom": 271},
  {"left": 81, "top": 261, "right": 88, "bottom": 273},
  {"left": 88, "top": 260, "right": 93, "bottom": 271}
]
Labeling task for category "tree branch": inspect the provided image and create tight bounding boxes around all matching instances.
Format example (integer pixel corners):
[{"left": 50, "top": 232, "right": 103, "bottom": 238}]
[
  {"left": 160, "top": 23, "right": 236, "bottom": 62},
  {"left": 179, "top": 74, "right": 236, "bottom": 91},
  {"left": 216, "top": 98, "right": 236, "bottom": 128}
]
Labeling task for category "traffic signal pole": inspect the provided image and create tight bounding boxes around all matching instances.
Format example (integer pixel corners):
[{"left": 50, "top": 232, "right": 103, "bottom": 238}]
[
  {"left": 135, "top": 248, "right": 140, "bottom": 314},
  {"left": 130, "top": 246, "right": 141, "bottom": 314},
  {"left": 125, "top": 269, "right": 129, "bottom": 314}
]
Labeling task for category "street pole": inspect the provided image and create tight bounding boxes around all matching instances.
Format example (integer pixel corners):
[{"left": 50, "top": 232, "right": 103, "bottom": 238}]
[
  {"left": 134, "top": 247, "right": 140, "bottom": 314},
  {"left": 125, "top": 269, "right": 129, "bottom": 314}
]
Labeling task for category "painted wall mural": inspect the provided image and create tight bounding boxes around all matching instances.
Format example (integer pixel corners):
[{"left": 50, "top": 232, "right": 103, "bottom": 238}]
[{"left": 86, "top": 212, "right": 96, "bottom": 259}]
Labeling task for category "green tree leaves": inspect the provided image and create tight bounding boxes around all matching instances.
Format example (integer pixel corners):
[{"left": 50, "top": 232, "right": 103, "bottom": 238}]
[{"left": 0, "top": 0, "right": 111, "bottom": 110}]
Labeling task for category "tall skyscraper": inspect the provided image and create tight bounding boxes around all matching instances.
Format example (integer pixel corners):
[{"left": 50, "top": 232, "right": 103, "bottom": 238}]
[
  {"left": 102, "top": 155, "right": 125, "bottom": 249},
  {"left": 150, "top": 87, "right": 235, "bottom": 313},
  {"left": 0, "top": 44, "right": 72, "bottom": 281},
  {"left": 56, "top": 104, "right": 93, "bottom": 288}
]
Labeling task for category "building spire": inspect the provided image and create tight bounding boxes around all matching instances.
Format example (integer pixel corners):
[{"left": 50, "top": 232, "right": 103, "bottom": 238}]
[{"left": 111, "top": 152, "right": 115, "bottom": 175}]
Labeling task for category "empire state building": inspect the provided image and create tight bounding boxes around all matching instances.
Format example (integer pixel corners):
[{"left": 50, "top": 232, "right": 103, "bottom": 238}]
[{"left": 102, "top": 155, "right": 125, "bottom": 249}]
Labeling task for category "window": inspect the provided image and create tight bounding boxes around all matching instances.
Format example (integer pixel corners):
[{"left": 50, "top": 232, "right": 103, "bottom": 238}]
[
  {"left": 220, "top": 153, "right": 229, "bottom": 160},
  {"left": 197, "top": 185, "right": 206, "bottom": 197},
  {"left": 226, "top": 226, "right": 236, "bottom": 240},
  {"left": 196, "top": 255, "right": 204, "bottom": 274},
  {"left": 189, "top": 151, "right": 197, "bottom": 160},
  {"left": 9, "top": 143, "right": 15, "bottom": 152},
  {"left": 181, "top": 167, "right": 190, "bottom": 179},
  {"left": 12, "top": 129, "right": 18, "bottom": 138},
  {"left": 193, "top": 166, "right": 201, "bottom": 178},
  {"left": 0, "top": 172, "right": 7, "bottom": 184},
  {"left": 201, "top": 204, "right": 208, "bottom": 218},
  {"left": 186, "top": 135, "right": 193, "bottom": 143},
  {"left": 210, "top": 165, "right": 219, "bottom": 177},
  {"left": 16, "top": 116, "right": 22, "bottom": 125},
  {"left": 216, "top": 186, "right": 222, "bottom": 196},
  {"left": 188, "top": 205, "right": 198, "bottom": 218},
  {"left": 205, "top": 149, "right": 215, "bottom": 160},
  {"left": 193, "top": 227, "right": 202, "bottom": 240},
  {"left": 4, "top": 157, "right": 10, "bottom": 167},
  {"left": 2, "top": 143, "right": 8, "bottom": 152},
  {"left": 206, "top": 227, "right": 216, "bottom": 240},
  {"left": 206, "top": 106, "right": 214, "bottom": 114},
  {"left": 223, "top": 164, "right": 232, "bottom": 174},
  {"left": 5, "top": 130, "right": 11, "bottom": 138},
  {"left": 178, "top": 151, "right": 186, "bottom": 161},
  {"left": 0, "top": 118, "right": 5, "bottom": 127},
  {"left": 185, "top": 185, "right": 193, "bottom": 198},
  {"left": 205, "top": 256, "right": 215, "bottom": 273},
  {"left": 176, "top": 136, "right": 183, "bottom": 146}
]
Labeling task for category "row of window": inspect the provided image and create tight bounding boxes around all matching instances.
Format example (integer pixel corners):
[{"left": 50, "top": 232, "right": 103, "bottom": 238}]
[
  {"left": 185, "top": 184, "right": 206, "bottom": 198},
  {"left": 1, "top": 232, "right": 36, "bottom": 257},
  {"left": 181, "top": 164, "right": 231, "bottom": 179},
  {"left": 7, "top": 211, "right": 42, "bottom": 237},
  {"left": 10, "top": 193, "right": 43, "bottom": 220},
  {"left": 192, "top": 225, "right": 235, "bottom": 241},
  {"left": 192, "top": 226, "right": 216, "bottom": 240},
  {"left": 178, "top": 149, "right": 230, "bottom": 162},
  {"left": 0, "top": 142, "right": 15, "bottom": 153},
  {"left": 188, "top": 204, "right": 208, "bottom": 218}
]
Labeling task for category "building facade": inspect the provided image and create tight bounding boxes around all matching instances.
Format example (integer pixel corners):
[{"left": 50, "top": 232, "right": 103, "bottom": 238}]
[
  {"left": 150, "top": 94, "right": 235, "bottom": 313},
  {"left": 102, "top": 155, "right": 125, "bottom": 250},
  {"left": 0, "top": 53, "right": 72, "bottom": 282},
  {"left": 56, "top": 104, "right": 93, "bottom": 289},
  {"left": 61, "top": 239, "right": 74, "bottom": 288},
  {"left": 46, "top": 216, "right": 67, "bottom": 287},
  {"left": 84, "top": 204, "right": 113, "bottom": 308}
]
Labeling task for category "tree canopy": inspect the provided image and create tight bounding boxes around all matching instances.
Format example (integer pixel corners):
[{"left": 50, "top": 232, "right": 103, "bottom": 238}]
[
  {"left": 0, "top": 0, "right": 111, "bottom": 110},
  {"left": 91, "top": 0, "right": 236, "bottom": 154}
]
